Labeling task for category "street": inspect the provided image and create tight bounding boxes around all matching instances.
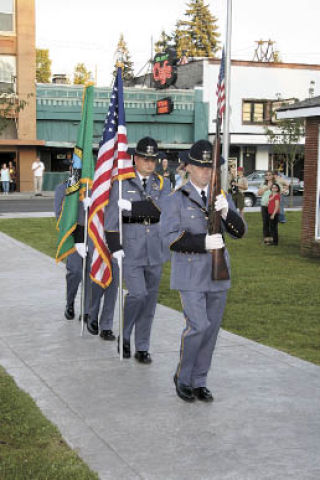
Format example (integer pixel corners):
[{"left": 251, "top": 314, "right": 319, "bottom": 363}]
[{"left": 0, "top": 197, "right": 54, "bottom": 214}]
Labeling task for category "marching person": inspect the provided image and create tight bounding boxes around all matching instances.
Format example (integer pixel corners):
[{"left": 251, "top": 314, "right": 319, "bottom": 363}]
[
  {"left": 104, "top": 137, "right": 171, "bottom": 363},
  {"left": 54, "top": 166, "right": 91, "bottom": 322},
  {"left": 161, "top": 139, "right": 245, "bottom": 403}
]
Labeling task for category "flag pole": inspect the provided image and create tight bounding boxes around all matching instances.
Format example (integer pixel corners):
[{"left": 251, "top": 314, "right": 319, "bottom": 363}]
[
  {"left": 118, "top": 183, "right": 124, "bottom": 361},
  {"left": 222, "top": 0, "right": 232, "bottom": 191},
  {"left": 80, "top": 180, "right": 89, "bottom": 336}
]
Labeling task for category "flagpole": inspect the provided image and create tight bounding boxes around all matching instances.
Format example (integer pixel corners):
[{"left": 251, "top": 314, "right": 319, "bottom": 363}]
[
  {"left": 118, "top": 182, "right": 124, "bottom": 361},
  {"left": 222, "top": 0, "right": 232, "bottom": 191},
  {"left": 80, "top": 180, "right": 89, "bottom": 336}
]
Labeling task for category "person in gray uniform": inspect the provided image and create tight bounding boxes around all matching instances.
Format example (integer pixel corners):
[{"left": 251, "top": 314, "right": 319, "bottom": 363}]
[
  {"left": 104, "top": 137, "right": 171, "bottom": 363},
  {"left": 161, "top": 139, "right": 246, "bottom": 402},
  {"left": 86, "top": 262, "right": 119, "bottom": 341},
  {"left": 54, "top": 178, "right": 91, "bottom": 321}
]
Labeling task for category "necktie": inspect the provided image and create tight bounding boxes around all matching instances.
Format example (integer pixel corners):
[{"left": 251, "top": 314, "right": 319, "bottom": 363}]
[
  {"left": 142, "top": 178, "right": 147, "bottom": 190},
  {"left": 201, "top": 190, "right": 207, "bottom": 206}
]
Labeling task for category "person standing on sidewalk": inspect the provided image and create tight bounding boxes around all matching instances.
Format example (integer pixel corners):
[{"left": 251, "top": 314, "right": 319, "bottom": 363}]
[
  {"left": 229, "top": 166, "right": 248, "bottom": 219},
  {"left": 32, "top": 156, "right": 45, "bottom": 196},
  {"left": 161, "top": 139, "right": 245, "bottom": 403},
  {"left": 0, "top": 163, "right": 10, "bottom": 195}
]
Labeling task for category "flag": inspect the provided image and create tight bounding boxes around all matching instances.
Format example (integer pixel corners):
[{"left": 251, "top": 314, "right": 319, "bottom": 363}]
[
  {"left": 216, "top": 48, "right": 226, "bottom": 118},
  {"left": 56, "top": 84, "right": 94, "bottom": 263},
  {"left": 88, "top": 67, "right": 134, "bottom": 288}
]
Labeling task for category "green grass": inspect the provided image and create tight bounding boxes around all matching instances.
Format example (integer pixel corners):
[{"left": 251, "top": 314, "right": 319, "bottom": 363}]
[
  {"left": 0, "top": 212, "right": 319, "bottom": 477},
  {"left": 0, "top": 212, "right": 319, "bottom": 364},
  {"left": 0, "top": 366, "right": 99, "bottom": 480}
]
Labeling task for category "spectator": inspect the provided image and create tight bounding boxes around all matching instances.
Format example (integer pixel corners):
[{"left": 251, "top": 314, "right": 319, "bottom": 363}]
[
  {"left": 31, "top": 156, "right": 45, "bottom": 196},
  {"left": 258, "top": 171, "right": 274, "bottom": 244},
  {"left": 157, "top": 157, "right": 176, "bottom": 190},
  {"left": 175, "top": 161, "right": 188, "bottom": 189},
  {"left": 1, "top": 163, "right": 10, "bottom": 195},
  {"left": 273, "top": 171, "right": 289, "bottom": 223},
  {"left": 8, "top": 161, "right": 16, "bottom": 192},
  {"left": 268, "top": 183, "right": 281, "bottom": 246},
  {"left": 228, "top": 166, "right": 248, "bottom": 218}
]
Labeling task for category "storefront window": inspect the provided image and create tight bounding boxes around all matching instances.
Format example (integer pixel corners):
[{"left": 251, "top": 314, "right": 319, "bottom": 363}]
[{"left": 0, "top": 0, "right": 14, "bottom": 32}]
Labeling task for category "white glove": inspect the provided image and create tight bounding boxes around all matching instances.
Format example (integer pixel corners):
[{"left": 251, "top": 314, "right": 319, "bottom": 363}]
[
  {"left": 75, "top": 242, "right": 87, "bottom": 258},
  {"left": 205, "top": 234, "right": 225, "bottom": 251},
  {"left": 118, "top": 199, "right": 132, "bottom": 211},
  {"left": 82, "top": 197, "right": 92, "bottom": 210},
  {"left": 214, "top": 194, "right": 229, "bottom": 220},
  {"left": 112, "top": 249, "right": 125, "bottom": 265}
]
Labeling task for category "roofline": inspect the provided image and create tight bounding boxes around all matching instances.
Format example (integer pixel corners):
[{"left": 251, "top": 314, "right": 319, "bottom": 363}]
[
  {"left": 207, "top": 58, "right": 320, "bottom": 70},
  {"left": 277, "top": 107, "right": 320, "bottom": 119}
]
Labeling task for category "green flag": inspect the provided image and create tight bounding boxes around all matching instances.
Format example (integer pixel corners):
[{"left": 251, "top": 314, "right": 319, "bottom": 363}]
[{"left": 56, "top": 84, "right": 94, "bottom": 263}]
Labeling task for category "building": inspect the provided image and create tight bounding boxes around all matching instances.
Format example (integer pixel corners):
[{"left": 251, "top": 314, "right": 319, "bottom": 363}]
[
  {"left": 0, "top": 0, "right": 44, "bottom": 191},
  {"left": 278, "top": 97, "right": 320, "bottom": 257}
]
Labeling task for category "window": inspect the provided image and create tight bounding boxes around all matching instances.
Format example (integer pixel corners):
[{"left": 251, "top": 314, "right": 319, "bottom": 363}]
[
  {"left": 242, "top": 100, "right": 271, "bottom": 125},
  {"left": 0, "top": 0, "right": 14, "bottom": 32},
  {"left": 0, "top": 55, "right": 16, "bottom": 92}
]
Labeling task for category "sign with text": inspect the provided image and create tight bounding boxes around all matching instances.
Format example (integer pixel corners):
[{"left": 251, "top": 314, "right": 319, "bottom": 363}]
[
  {"left": 156, "top": 97, "right": 174, "bottom": 115},
  {"left": 152, "top": 49, "right": 177, "bottom": 89}
]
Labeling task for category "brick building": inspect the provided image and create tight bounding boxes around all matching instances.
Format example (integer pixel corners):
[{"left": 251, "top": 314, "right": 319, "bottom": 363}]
[
  {"left": 0, "top": 0, "right": 43, "bottom": 192},
  {"left": 278, "top": 97, "right": 320, "bottom": 257}
]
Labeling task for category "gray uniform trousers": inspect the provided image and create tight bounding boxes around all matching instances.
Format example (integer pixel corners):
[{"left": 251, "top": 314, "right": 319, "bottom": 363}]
[
  {"left": 66, "top": 251, "right": 91, "bottom": 314},
  {"left": 89, "top": 260, "right": 119, "bottom": 330},
  {"left": 123, "top": 263, "right": 162, "bottom": 351},
  {"left": 178, "top": 290, "right": 227, "bottom": 388}
]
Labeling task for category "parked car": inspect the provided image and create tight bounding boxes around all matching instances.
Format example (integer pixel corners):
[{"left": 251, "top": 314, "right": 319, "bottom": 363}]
[
  {"left": 246, "top": 170, "right": 303, "bottom": 195},
  {"left": 243, "top": 184, "right": 260, "bottom": 207}
]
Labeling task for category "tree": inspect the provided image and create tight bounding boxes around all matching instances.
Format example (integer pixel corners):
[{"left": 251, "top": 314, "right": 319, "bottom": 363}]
[
  {"left": 154, "top": 30, "right": 173, "bottom": 53},
  {"left": 113, "top": 34, "right": 134, "bottom": 84},
  {"left": 73, "top": 63, "right": 92, "bottom": 85},
  {"left": 0, "top": 89, "right": 29, "bottom": 135},
  {"left": 173, "top": 0, "right": 220, "bottom": 58},
  {"left": 265, "top": 107, "right": 304, "bottom": 206},
  {"left": 36, "top": 49, "right": 52, "bottom": 83}
]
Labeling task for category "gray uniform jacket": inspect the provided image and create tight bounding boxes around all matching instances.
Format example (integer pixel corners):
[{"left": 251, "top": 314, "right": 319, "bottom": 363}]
[
  {"left": 160, "top": 181, "right": 245, "bottom": 292},
  {"left": 104, "top": 171, "right": 171, "bottom": 266}
]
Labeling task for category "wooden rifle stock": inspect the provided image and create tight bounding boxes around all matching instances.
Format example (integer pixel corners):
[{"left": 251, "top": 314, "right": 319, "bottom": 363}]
[{"left": 207, "top": 119, "right": 230, "bottom": 281}]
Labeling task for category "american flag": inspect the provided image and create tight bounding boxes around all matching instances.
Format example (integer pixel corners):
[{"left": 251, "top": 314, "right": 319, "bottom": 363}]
[
  {"left": 216, "top": 48, "right": 226, "bottom": 118},
  {"left": 88, "top": 67, "right": 134, "bottom": 288}
]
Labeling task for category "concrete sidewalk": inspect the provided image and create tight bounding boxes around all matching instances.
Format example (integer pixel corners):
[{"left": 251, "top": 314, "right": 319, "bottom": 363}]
[{"left": 0, "top": 231, "right": 319, "bottom": 480}]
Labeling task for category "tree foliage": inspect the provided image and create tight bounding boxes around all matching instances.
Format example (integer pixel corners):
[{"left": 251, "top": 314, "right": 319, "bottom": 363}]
[
  {"left": 113, "top": 34, "right": 134, "bottom": 84},
  {"left": 154, "top": 0, "right": 220, "bottom": 59},
  {"left": 174, "top": 0, "right": 220, "bottom": 58},
  {"left": 36, "top": 49, "right": 52, "bottom": 83},
  {"left": 73, "top": 63, "right": 92, "bottom": 85},
  {"left": 0, "top": 90, "right": 29, "bottom": 135}
]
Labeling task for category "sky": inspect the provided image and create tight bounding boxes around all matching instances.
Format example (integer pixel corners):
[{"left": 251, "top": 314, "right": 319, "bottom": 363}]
[{"left": 35, "top": 0, "right": 320, "bottom": 87}]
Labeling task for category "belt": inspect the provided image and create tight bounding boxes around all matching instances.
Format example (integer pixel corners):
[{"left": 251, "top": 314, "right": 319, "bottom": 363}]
[{"left": 123, "top": 217, "right": 159, "bottom": 225}]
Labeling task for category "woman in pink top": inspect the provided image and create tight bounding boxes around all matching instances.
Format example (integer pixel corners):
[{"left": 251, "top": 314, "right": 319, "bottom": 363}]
[{"left": 268, "top": 183, "right": 281, "bottom": 246}]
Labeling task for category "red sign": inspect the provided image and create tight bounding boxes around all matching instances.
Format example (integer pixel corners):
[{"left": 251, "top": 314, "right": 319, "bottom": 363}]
[
  {"left": 152, "top": 50, "right": 177, "bottom": 89},
  {"left": 156, "top": 97, "right": 174, "bottom": 115}
]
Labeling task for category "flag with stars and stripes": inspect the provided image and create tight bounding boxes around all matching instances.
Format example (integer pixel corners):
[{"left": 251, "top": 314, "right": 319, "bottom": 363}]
[
  {"left": 216, "top": 48, "right": 226, "bottom": 119},
  {"left": 88, "top": 67, "right": 134, "bottom": 288}
]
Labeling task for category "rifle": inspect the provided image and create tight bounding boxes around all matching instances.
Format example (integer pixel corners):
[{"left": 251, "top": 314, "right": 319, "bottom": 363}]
[{"left": 207, "top": 117, "right": 230, "bottom": 281}]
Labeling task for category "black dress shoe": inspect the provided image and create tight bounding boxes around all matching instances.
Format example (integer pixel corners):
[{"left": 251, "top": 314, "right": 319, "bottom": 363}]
[
  {"left": 134, "top": 351, "right": 152, "bottom": 364},
  {"left": 87, "top": 319, "right": 99, "bottom": 335},
  {"left": 193, "top": 387, "right": 214, "bottom": 402},
  {"left": 78, "top": 313, "right": 89, "bottom": 323},
  {"left": 174, "top": 374, "right": 195, "bottom": 402},
  {"left": 64, "top": 305, "right": 74, "bottom": 320},
  {"left": 100, "top": 330, "right": 115, "bottom": 341},
  {"left": 117, "top": 336, "right": 131, "bottom": 358}
]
